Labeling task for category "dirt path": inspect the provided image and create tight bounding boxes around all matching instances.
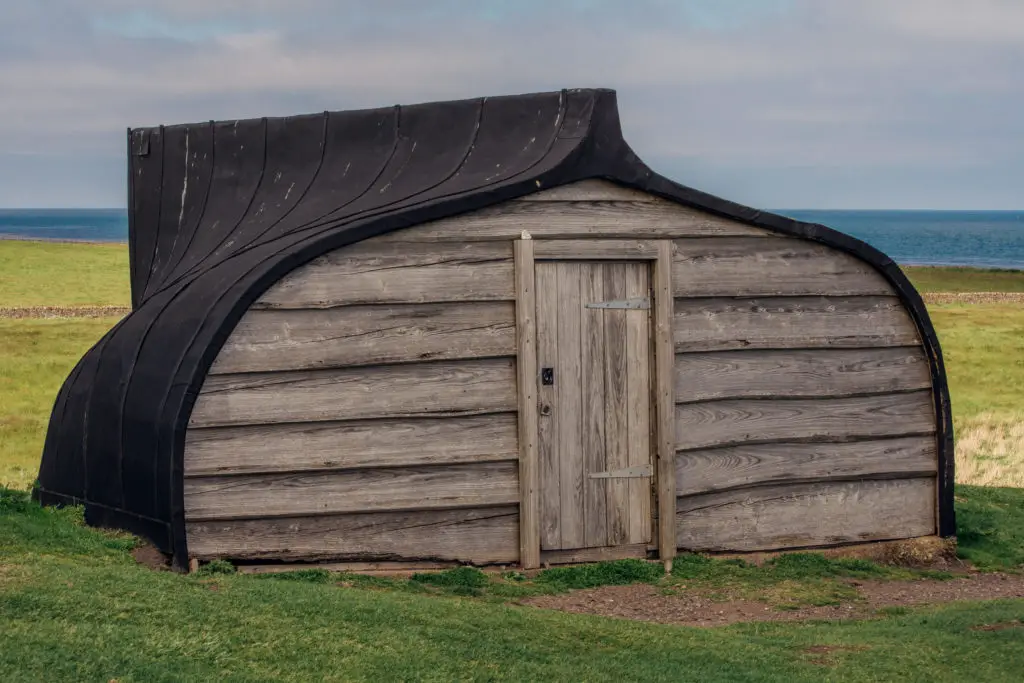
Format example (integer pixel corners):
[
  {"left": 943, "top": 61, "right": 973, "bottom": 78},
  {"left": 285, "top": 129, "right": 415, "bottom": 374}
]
[
  {"left": 521, "top": 573, "right": 1024, "bottom": 628},
  {"left": 922, "top": 292, "right": 1024, "bottom": 304},
  {"left": 0, "top": 305, "right": 130, "bottom": 319}
]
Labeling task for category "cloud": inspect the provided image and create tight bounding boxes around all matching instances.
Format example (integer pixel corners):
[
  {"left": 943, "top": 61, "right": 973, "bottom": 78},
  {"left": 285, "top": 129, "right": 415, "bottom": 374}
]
[{"left": 1, "top": 0, "right": 1023, "bottom": 208}]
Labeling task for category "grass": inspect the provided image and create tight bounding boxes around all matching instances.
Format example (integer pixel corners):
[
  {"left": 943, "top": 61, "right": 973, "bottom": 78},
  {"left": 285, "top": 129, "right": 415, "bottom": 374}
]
[
  {"left": 2, "top": 490, "right": 1024, "bottom": 682},
  {"left": 926, "top": 303, "right": 1024, "bottom": 489},
  {"left": 955, "top": 486, "right": 1024, "bottom": 569},
  {"left": 0, "top": 317, "right": 121, "bottom": 488},
  {"left": 903, "top": 265, "right": 1024, "bottom": 293},
  {"left": 0, "top": 239, "right": 129, "bottom": 308}
]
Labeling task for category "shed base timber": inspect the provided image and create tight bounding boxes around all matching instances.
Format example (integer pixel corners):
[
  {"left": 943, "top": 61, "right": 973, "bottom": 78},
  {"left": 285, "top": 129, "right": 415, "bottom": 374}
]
[{"left": 205, "top": 535, "right": 956, "bottom": 577}]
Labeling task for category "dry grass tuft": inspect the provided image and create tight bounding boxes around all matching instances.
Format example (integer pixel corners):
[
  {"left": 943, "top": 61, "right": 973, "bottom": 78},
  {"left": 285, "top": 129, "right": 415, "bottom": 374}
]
[
  {"left": 877, "top": 537, "right": 959, "bottom": 568},
  {"left": 955, "top": 413, "right": 1024, "bottom": 488}
]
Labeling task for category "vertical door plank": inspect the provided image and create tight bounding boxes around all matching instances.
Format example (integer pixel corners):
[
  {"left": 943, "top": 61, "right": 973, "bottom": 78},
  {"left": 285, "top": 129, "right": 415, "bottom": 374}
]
[
  {"left": 535, "top": 263, "right": 561, "bottom": 550},
  {"left": 580, "top": 263, "right": 609, "bottom": 548},
  {"left": 653, "top": 241, "right": 678, "bottom": 562},
  {"left": 603, "top": 263, "right": 630, "bottom": 545},
  {"left": 556, "top": 263, "right": 585, "bottom": 549},
  {"left": 625, "top": 263, "right": 653, "bottom": 544},
  {"left": 514, "top": 240, "right": 540, "bottom": 569}
]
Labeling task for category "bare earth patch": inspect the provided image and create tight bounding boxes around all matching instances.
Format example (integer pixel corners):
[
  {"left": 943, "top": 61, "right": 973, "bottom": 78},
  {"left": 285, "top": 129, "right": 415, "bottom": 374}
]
[
  {"left": 521, "top": 573, "right": 1024, "bottom": 627},
  {"left": 131, "top": 542, "right": 171, "bottom": 571}
]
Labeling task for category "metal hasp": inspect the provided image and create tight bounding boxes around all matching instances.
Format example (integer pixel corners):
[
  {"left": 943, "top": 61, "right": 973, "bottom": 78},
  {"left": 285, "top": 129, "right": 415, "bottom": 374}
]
[
  {"left": 585, "top": 297, "right": 650, "bottom": 310},
  {"left": 589, "top": 464, "right": 653, "bottom": 479}
]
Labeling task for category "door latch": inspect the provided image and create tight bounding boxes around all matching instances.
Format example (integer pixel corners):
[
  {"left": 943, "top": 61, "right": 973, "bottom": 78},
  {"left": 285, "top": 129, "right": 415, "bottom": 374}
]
[{"left": 541, "top": 367, "right": 554, "bottom": 385}]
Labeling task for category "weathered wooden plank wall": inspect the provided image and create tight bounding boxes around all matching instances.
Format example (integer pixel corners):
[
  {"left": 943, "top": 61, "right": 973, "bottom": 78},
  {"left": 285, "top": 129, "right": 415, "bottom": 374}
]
[{"left": 185, "top": 179, "right": 940, "bottom": 563}]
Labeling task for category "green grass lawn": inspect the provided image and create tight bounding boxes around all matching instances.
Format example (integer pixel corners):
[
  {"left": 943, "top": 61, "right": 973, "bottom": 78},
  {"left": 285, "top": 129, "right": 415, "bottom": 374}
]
[
  {"left": 903, "top": 265, "right": 1024, "bottom": 293},
  {"left": 0, "top": 240, "right": 129, "bottom": 307},
  {"left": 0, "top": 317, "right": 119, "bottom": 488},
  {"left": 2, "top": 491, "right": 1023, "bottom": 682}
]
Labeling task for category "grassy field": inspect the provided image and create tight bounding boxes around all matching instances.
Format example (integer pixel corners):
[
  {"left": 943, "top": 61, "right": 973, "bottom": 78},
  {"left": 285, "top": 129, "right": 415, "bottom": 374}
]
[
  {"left": 2, "top": 490, "right": 1023, "bottom": 682},
  {"left": 904, "top": 266, "right": 1024, "bottom": 293},
  {"left": 1, "top": 240, "right": 1022, "bottom": 681},
  {"left": 0, "top": 240, "right": 129, "bottom": 308},
  {"left": 0, "top": 317, "right": 120, "bottom": 488}
]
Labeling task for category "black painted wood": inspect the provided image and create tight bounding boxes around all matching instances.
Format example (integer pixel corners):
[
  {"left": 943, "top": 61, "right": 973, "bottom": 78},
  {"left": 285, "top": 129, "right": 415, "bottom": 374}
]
[{"left": 35, "top": 88, "right": 955, "bottom": 569}]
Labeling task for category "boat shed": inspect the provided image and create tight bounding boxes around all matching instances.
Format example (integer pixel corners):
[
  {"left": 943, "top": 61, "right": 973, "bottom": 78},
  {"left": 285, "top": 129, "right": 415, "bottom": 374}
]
[{"left": 36, "top": 88, "right": 954, "bottom": 571}]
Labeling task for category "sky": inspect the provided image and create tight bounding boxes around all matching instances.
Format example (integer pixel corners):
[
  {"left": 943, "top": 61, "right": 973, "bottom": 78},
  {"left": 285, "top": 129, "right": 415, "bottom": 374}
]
[{"left": 2, "top": 0, "right": 1023, "bottom": 210}]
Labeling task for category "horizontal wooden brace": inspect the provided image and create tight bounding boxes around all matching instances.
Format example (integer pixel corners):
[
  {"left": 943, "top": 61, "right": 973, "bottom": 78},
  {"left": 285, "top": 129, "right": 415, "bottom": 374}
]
[{"left": 532, "top": 239, "right": 666, "bottom": 260}]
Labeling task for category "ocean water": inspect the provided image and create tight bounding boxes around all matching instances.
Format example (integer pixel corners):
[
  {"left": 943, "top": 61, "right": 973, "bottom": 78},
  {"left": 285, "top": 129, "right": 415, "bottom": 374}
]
[
  {"left": 0, "top": 209, "right": 127, "bottom": 243},
  {"left": 2, "top": 208, "right": 1023, "bottom": 269},
  {"left": 779, "top": 209, "right": 1024, "bottom": 269}
]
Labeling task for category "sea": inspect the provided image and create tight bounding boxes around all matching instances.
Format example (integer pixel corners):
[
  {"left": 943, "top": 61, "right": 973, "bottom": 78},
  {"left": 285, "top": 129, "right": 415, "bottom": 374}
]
[{"left": 1, "top": 208, "right": 1023, "bottom": 269}]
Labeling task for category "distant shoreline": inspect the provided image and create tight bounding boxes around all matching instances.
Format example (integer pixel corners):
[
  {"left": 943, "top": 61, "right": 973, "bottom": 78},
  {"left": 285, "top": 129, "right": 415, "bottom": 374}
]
[{"left": 2, "top": 233, "right": 1022, "bottom": 271}]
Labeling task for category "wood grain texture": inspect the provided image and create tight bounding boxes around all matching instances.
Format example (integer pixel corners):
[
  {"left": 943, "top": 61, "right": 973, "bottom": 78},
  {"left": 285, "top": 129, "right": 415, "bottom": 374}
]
[
  {"left": 255, "top": 242, "right": 514, "bottom": 308},
  {"left": 555, "top": 263, "right": 585, "bottom": 549},
  {"left": 514, "top": 239, "right": 540, "bottom": 569},
  {"left": 652, "top": 241, "right": 677, "bottom": 561},
  {"left": 535, "top": 262, "right": 561, "bottom": 550},
  {"left": 675, "top": 478, "right": 937, "bottom": 551},
  {"left": 184, "top": 461, "right": 519, "bottom": 521},
  {"left": 625, "top": 263, "right": 653, "bottom": 545},
  {"left": 581, "top": 264, "right": 609, "bottom": 548},
  {"left": 603, "top": 263, "right": 631, "bottom": 545},
  {"left": 540, "top": 544, "right": 649, "bottom": 565},
  {"left": 210, "top": 302, "right": 516, "bottom": 374},
  {"left": 373, "top": 200, "right": 771, "bottom": 243},
  {"left": 190, "top": 358, "right": 516, "bottom": 428},
  {"left": 673, "top": 296, "right": 920, "bottom": 353},
  {"left": 674, "top": 347, "right": 932, "bottom": 403},
  {"left": 675, "top": 391, "right": 936, "bottom": 452},
  {"left": 672, "top": 237, "right": 893, "bottom": 297},
  {"left": 519, "top": 179, "right": 658, "bottom": 202},
  {"left": 184, "top": 414, "right": 518, "bottom": 477},
  {"left": 238, "top": 561, "right": 460, "bottom": 575},
  {"left": 674, "top": 436, "right": 938, "bottom": 497},
  {"left": 534, "top": 239, "right": 662, "bottom": 260},
  {"left": 187, "top": 506, "right": 519, "bottom": 563}
]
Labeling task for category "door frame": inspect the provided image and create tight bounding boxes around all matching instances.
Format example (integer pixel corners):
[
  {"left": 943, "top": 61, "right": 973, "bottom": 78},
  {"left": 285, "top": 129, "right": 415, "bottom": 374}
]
[{"left": 514, "top": 238, "right": 676, "bottom": 569}]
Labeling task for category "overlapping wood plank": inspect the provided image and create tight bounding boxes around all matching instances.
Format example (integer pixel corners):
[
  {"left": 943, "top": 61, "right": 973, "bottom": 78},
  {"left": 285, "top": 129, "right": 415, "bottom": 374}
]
[
  {"left": 184, "top": 414, "right": 518, "bottom": 477},
  {"left": 676, "top": 478, "right": 937, "bottom": 551},
  {"left": 187, "top": 506, "right": 519, "bottom": 563},
  {"left": 190, "top": 358, "right": 516, "bottom": 428},
  {"left": 671, "top": 237, "right": 893, "bottom": 297},
  {"left": 674, "top": 436, "right": 938, "bottom": 497},
  {"left": 184, "top": 461, "right": 519, "bottom": 521},
  {"left": 674, "top": 347, "right": 932, "bottom": 403},
  {"left": 255, "top": 242, "right": 514, "bottom": 308},
  {"left": 673, "top": 296, "right": 920, "bottom": 353},
  {"left": 674, "top": 391, "right": 936, "bottom": 452},
  {"left": 209, "top": 302, "right": 516, "bottom": 374}
]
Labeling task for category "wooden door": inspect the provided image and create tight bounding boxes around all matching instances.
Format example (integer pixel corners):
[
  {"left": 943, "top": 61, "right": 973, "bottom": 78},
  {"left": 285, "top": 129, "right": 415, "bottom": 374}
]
[{"left": 535, "top": 260, "right": 654, "bottom": 551}]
